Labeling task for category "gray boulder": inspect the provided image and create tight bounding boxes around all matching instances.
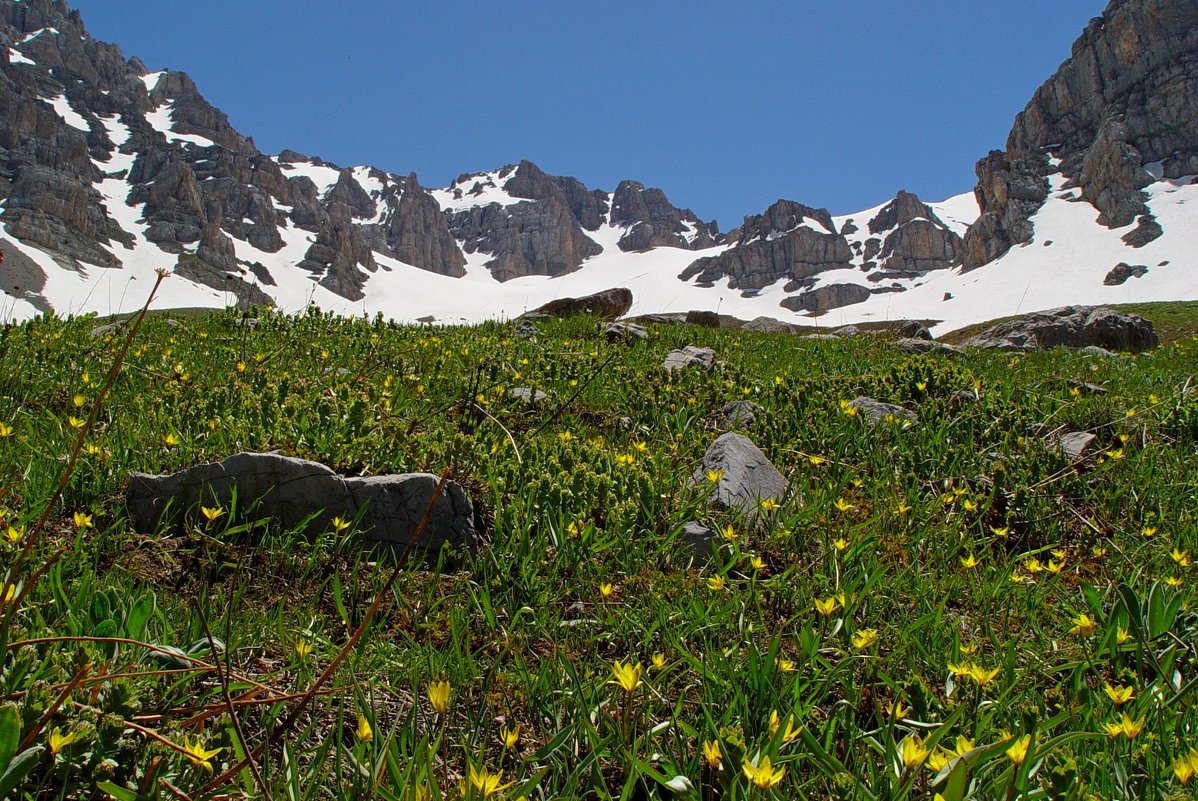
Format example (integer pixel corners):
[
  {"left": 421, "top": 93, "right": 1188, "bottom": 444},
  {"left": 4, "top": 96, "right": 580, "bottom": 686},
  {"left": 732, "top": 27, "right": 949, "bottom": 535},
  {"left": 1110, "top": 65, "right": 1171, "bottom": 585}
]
[
  {"left": 848, "top": 397, "right": 917, "bottom": 426},
  {"left": 781, "top": 283, "right": 870, "bottom": 314},
  {"left": 1053, "top": 431, "right": 1098, "bottom": 461},
  {"left": 126, "top": 452, "right": 478, "bottom": 558},
  {"left": 1104, "top": 263, "right": 1149, "bottom": 286},
  {"left": 963, "top": 306, "right": 1158, "bottom": 352},
  {"left": 895, "top": 338, "right": 963, "bottom": 356},
  {"left": 691, "top": 433, "right": 789, "bottom": 516},
  {"left": 662, "top": 346, "right": 716, "bottom": 372},
  {"left": 743, "top": 316, "right": 797, "bottom": 334},
  {"left": 679, "top": 521, "right": 719, "bottom": 564},
  {"left": 717, "top": 400, "right": 761, "bottom": 430},
  {"left": 604, "top": 322, "right": 648, "bottom": 343}
]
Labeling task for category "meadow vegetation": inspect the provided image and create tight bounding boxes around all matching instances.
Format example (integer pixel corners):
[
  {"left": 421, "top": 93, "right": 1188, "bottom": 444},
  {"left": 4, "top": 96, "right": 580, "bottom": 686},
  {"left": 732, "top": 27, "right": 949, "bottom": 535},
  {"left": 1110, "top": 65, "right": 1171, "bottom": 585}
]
[{"left": 1, "top": 291, "right": 1197, "bottom": 800}]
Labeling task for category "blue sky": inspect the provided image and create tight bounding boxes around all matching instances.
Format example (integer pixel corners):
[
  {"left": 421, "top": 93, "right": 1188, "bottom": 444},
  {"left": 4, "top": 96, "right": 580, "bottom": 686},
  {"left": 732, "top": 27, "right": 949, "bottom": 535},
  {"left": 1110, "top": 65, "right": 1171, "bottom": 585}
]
[{"left": 71, "top": 1, "right": 1102, "bottom": 228}]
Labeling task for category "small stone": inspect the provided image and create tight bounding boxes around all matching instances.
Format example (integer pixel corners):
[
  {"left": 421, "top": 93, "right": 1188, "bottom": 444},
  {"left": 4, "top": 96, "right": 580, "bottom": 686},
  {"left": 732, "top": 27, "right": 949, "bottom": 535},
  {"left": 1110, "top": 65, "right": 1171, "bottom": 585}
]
[
  {"left": 848, "top": 396, "right": 917, "bottom": 426},
  {"left": 662, "top": 345, "right": 716, "bottom": 372},
  {"left": 510, "top": 387, "right": 547, "bottom": 404},
  {"left": 691, "top": 433, "right": 789, "bottom": 516},
  {"left": 895, "top": 338, "right": 963, "bottom": 356},
  {"left": 604, "top": 322, "right": 648, "bottom": 343},
  {"left": 680, "top": 521, "right": 719, "bottom": 564},
  {"left": 514, "top": 320, "right": 539, "bottom": 339},
  {"left": 1055, "top": 431, "right": 1098, "bottom": 461},
  {"left": 717, "top": 400, "right": 761, "bottom": 430}
]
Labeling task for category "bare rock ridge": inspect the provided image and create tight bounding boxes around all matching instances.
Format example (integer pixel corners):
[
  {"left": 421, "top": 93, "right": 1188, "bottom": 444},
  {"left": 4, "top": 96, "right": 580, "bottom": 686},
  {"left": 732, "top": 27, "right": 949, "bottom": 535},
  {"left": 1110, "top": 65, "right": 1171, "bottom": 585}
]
[{"left": 963, "top": 0, "right": 1198, "bottom": 269}]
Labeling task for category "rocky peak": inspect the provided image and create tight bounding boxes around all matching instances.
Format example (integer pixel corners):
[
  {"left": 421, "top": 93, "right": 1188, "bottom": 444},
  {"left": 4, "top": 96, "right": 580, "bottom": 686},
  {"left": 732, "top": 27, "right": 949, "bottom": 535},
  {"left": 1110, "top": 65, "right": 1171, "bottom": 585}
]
[
  {"left": 502, "top": 159, "right": 608, "bottom": 231},
  {"left": 867, "top": 190, "right": 934, "bottom": 234},
  {"left": 963, "top": 0, "right": 1198, "bottom": 268},
  {"left": 609, "top": 179, "right": 716, "bottom": 251}
]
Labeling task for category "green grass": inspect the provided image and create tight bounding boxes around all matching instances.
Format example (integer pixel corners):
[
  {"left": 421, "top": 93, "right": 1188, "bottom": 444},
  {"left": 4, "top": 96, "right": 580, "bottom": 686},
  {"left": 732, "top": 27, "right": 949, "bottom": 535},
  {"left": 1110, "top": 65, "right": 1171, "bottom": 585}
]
[{"left": 2, "top": 299, "right": 1197, "bottom": 800}]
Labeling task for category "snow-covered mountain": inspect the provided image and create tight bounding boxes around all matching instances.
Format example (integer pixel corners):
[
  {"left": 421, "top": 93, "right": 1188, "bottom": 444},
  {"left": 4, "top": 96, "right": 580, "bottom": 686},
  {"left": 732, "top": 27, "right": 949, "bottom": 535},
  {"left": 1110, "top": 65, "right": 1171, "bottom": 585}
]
[{"left": 1, "top": 0, "right": 1196, "bottom": 334}]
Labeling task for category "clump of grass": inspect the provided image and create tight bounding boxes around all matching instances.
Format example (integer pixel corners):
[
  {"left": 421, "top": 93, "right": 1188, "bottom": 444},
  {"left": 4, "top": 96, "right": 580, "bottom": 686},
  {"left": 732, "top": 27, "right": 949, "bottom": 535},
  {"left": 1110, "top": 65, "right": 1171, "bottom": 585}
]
[{"left": 0, "top": 297, "right": 1196, "bottom": 798}]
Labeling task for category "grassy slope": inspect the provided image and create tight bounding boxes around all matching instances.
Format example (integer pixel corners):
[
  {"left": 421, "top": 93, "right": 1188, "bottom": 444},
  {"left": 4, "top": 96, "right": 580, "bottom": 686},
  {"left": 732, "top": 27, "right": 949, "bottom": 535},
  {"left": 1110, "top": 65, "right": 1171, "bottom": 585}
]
[{"left": 1, "top": 302, "right": 1197, "bottom": 799}]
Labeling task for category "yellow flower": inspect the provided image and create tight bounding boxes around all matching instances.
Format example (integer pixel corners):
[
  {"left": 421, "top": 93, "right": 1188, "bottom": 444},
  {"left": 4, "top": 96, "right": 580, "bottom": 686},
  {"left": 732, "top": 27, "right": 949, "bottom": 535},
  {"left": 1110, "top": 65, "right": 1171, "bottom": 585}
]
[
  {"left": 953, "top": 736, "right": 975, "bottom": 755},
  {"left": 834, "top": 497, "right": 855, "bottom": 512},
  {"left": 705, "top": 469, "right": 724, "bottom": 484},
  {"left": 703, "top": 739, "right": 722, "bottom": 769},
  {"left": 742, "top": 753, "right": 785, "bottom": 790},
  {"left": 1171, "top": 548, "right": 1191, "bottom": 567},
  {"left": 1025, "top": 558, "right": 1043, "bottom": 574},
  {"left": 887, "top": 700, "right": 909, "bottom": 720},
  {"left": 295, "top": 640, "right": 313, "bottom": 659},
  {"left": 927, "top": 748, "right": 952, "bottom": 772},
  {"left": 707, "top": 575, "right": 727, "bottom": 591},
  {"left": 558, "top": 431, "right": 573, "bottom": 443},
  {"left": 1165, "top": 576, "right": 1184, "bottom": 587},
  {"left": 48, "top": 727, "right": 81, "bottom": 755},
  {"left": 610, "top": 660, "right": 643, "bottom": 694},
  {"left": 915, "top": 381, "right": 928, "bottom": 391},
  {"left": 963, "top": 499, "right": 977, "bottom": 512},
  {"left": 468, "top": 764, "right": 513, "bottom": 797},
  {"left": 1102, "top": 713, "right": 1146, "bottom": 739},
  {"left": 1006, "top": 734, "right": 1031, "bottom": 765},
  {"left": 615, "top": 453, "right": 635, "bottom": 466},
  {"left": 599, "top": 582, "right": 614, "bottom": 599},
  {"left": 331, "top": 516, "right": 351, "bottom": 532},
  {"left": 1103, "top": 683, "right": 1134, "bottom": 706},
  {"left": 355, "top": 714, "right": 373, "bottom": 742},
  {"left": 1142, "top": 526, "right": 1157, "bottom": 538},
  {"left": 427, "top": 679, "right": 451, "bottom": 715},
  {"left": 67, "top": 416, "right": 86, "bottom": 430},
  {"left": 958, "top": 642, "right": 978, "bottom": 656},
  {"left": 852, "top": 629, "right": 878, "bottom": 650},
  {"left": 6, "top": 524, "right": 26, "bottom": 544},
  {"left": 832, "top": 537, "right": 849, "bottom": 553},
  {"left": 967, "top": 664, "right": 1001, "bottom": 687},
  {"left": 759, "top": 498, "right": 778, "bottom": 512},
  {"left": 808, "top": 454, "right": 827, "bottom": 466},
  {"left": 235, "top": 361, "right": 247, "bottom": 373},
  {"left": 1047, "top": 560, "right": 1064, "bottom": 575},
  {"left": 162, "top": 433, "right": 181, "bottom": 447},
  {"left": 776, "top": 657, "right": 796, "bottom": 672},
  {"left": 500, "top": 724, "right": 520, "bottom": 748},
  {"left": 651, "top": 652, "right": 666, "bottom": 670},
  {"left": 750, "top": 555, "right": 766, "bottom": 571},
  {"left": 895, "top": 504, "right": 911, "bottom": 515},
  {"left": 990, "top": 525, "right": 1010, "bottom": 538},
  {"left": 1069, "top": 613, "right": 1096, "bottom": 637},
  {"left": 0, "top": 422, "right": 12, "bottom": 438},
  {"left": 180, "top": 735, "right": 223, "bottom": 772},
  {"left": 1174, "top": 754, "right": 1194, "bottom": 785},
  {"left": 721, "top": 524, "right": 737, "bottom": 542},
  {"left": 814, "top": 597, "right": 839, "bottom": 617},
  {"left": 200, "top": 506, "right": 225, "bottom": 525},
  {"left": 959, "top": 554, "right": 979, "bottom": 570},
  {"left": 72, "top": 511, "right": 93, "bottom": 530},
  {"left": 633, "top": 441, "right": 647, "bottom": 453},
  {"left": 899, "top": 734, "right": 929, "bottom": 769}
]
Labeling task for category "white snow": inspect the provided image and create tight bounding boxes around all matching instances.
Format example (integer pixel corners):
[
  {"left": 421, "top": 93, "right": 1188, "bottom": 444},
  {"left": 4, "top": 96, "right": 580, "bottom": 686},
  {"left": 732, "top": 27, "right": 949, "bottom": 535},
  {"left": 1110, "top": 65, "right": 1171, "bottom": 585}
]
[
  {"left": 140, "top": 71, "right": 165, "bottom": 93},
  {"left": 145, "top": 102, "right": 216, "bottom": 148},
  {"left": 275, "top": 158, "right": 342, "bottom": 199},
  {"left": 8, "top": 48, "right": 35, "bottom": 65},
  {"left": 19, "top": 27, "right": 57, "bottom": 44},
  {"left": 430, "top": 169, "right": 525, "bottom": 212},
  {"left": 46, "top": 93, "right": 89, "bottom": 132}
]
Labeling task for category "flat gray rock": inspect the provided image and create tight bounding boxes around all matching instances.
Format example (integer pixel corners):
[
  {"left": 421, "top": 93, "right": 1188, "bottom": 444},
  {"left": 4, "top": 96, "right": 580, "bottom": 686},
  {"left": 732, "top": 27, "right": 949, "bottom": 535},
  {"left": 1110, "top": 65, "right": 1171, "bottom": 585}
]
[
  {"left": 662, "top": 345, "right": 716, "bottom": 372},
  {"left": 126, "top": 452, "right": 478, "bottom": 558},
  {"left": 895, "top": 337, "right": 963, "bottom": 356},
  {"left": 510, "top": 387, "right": 547, "bottom": 404},
  {"left": 604, "top": 322, "right": 648, "bottom": 343},
  {"left": 963, "top": 306, "right": 1158, "bottom": 352},
  {"left": 1055, "top": 431, "right": 1098, "bottom": 461},
  {"left": 691, "top": 433, "right": 789, "bottom": 516},
  {"left": 848, "top": 396, "right": 917, "bottom": 426}
]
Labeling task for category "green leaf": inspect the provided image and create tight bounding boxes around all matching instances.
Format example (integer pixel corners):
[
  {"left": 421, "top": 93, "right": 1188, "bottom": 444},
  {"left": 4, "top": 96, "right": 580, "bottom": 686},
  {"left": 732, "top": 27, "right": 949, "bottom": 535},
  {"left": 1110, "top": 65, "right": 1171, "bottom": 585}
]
[
  {"left": 0, "top": 744, "right": 45, "bottom": 799},
  {"left": 0, "top": 705, "right": 20, "bottom": 769},
  {"left": 96, "top": 781, "right": 141, "bottom": 801}
]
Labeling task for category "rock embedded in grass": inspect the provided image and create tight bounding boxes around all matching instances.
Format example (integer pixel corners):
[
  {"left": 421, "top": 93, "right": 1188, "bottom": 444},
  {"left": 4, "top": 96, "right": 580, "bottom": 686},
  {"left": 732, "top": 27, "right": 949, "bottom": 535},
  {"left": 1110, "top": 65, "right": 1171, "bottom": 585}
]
[
  {"left": 680, "top": 521, "right": 719, "bottom": 564},
  {"left": 1053, "top": 431, "right": 1099, "bottom": 461},
  {"left": 604, "top": 322, "right": 648, "bottom": 343},
  {"left": 717, "top": 400, "right": 761, "bottom": 430},
  {"left": 692, "top": 433, "right": 789, "bottom": 516},
  {"left": 529, "top": 287, "right": 633, "bottom": 320},
  {"left": 963, "top": 306, "right": 1158, "bottom": 352},
  {"left": 126, "top": 452, "right": 478, "bottom": 558},
  {"left": 848, "top": 397, "right": 918, "bottom": 426},
  {"left": 895, "top": 337, "right": 963, "bottom": 356},
  {"left": 510, "top": 387, "right": 547, "bottom": 404},
  {"left": 662, "top": 345, "right": 716, "bottom": 372}
]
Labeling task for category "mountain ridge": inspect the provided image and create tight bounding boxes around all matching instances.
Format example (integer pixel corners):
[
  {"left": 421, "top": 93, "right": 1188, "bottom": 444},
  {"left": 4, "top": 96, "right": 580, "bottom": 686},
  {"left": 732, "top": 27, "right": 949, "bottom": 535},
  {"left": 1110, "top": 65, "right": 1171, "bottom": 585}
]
[{"left": 1, "top": 0, "right": 1196, "bottom": 332}]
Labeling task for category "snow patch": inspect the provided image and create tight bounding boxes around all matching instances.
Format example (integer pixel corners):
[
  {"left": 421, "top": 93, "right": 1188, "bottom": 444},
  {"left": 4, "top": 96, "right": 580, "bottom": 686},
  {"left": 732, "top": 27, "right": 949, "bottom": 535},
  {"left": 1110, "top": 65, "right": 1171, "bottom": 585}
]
[
  {"left": 140, "top": 71, "right": 165, "bottom": 93},
  {"left": 46, "top": 93, "right": 89, "bottom": 132},
  {"left": 145, "top": 102, "right": 216, "bottom": 148},
  {"left": 19, "top": 27, "right": 57, "bottom": 44},
  {"left": 8, "top": 48, "right": 34, "bottom": 65},
  {"left": 275, "top": 158, "right": 342, "bottom": 199}
]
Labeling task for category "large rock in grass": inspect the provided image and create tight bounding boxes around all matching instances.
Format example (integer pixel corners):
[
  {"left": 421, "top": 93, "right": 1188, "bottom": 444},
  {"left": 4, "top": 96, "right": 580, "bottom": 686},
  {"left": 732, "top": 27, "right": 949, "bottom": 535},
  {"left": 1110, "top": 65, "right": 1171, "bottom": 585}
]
[
  {"left": 848, "top": 397, "right": 917, "bottom": 426},
  {"left": 963, "top": 306, "right": 1158, "bottom": 352},
  {"left": 529, "top": 287, "right": 633, "bottom": 320},
  {"left": 662, "top": 345, "right": 716, "bottom": 372},
  {"left": 126, "top": 453, "right": 478, "bottom": 557},
  {"left": 692, "top": 433, "right": 789, "bottom": 516}
]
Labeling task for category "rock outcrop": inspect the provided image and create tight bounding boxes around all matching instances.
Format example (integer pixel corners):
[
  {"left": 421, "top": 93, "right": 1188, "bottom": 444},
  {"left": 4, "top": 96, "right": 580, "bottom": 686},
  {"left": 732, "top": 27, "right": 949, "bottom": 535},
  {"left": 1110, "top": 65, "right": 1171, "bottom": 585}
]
[
  {"left": 691, "top": 433, "right": 789, "bottom": 516},
  {"left": 963, "top": 306, "right": 1159, "bottom": 352},
  {"left": 609, "top": 180, "right": 717, "bottom": 251},
  {"left": 529, "top": 287, "right": 633, "bottom": 320},
  {"left": 964, "top": 0, "right": 1198, "bottom": 268}
]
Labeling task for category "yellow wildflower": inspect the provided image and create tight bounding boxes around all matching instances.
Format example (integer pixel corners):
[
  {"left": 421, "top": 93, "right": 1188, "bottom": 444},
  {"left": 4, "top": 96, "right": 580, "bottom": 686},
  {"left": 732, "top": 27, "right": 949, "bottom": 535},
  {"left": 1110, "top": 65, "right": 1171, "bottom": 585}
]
[
  {"left": 760, "top": 498, "right": 778, "bottom": 512},
  {"left": 808, "top": 454, "right": 827, "bottom": 466},
  {"left": 852, "top": 629, "right": 878, "bottom": 650},
  {"left": 468, "top": 764, "right": 513, "bottom": 797},
  {"left": 703, "top": 739, "right": 722, "bottom": 769},
  {"left": 427, "top": 679, "right": 451, "bottom": 715},
  {"left": 48, "top": 727, "right": 81, "bottom": 755},
  {"left": 742, "top": 754, "right": 785, "bottom": 790},
  {"left": 721, "top": 524, "right": 737, "bottom": 542},
  {"left": 72, "top": 511, "right": 93, "bottom": 530},
  {"left": 990, "top": 526, "right": 1010, "bottom": 538},
  {"left": 355, "top": 714, "right": 373, "bottom": 742},
  {"left": 750, "top": 555, "right": 766, "bottom": 570},
  {"left": 707, "top": 575, "right": 727, "bottom": 591},
  {"left": 776, "top": 657, "right": 796, "bottom": 672},
  {"left": 162, "top": 433, "right": 181, "bottom": 447},
  {"left": 500, "top": 724, "right": 520, "bottom": 748},
  {"left": 67, "top": 416, "right": 86, "bottom": 430},
  {"left": 1006, "top": 734, "right": 1031, "bottom": 765},
  {"left": 899, "top": 734, "right": 929, "bottom": 769},
  {"left": 1103, "top": 683, "right": 1134, "bottom": 706},
  {"left": 1171, "top": 548, "right": 1191, "bottom": 567},
  {"left": 180, "top": 735, "right": 223, "bottom": 772},
  {"left": 295, "top": 640, "right": 313, "bottom": 659},
  {"left": 200, "top": 506, "right": 225, "bottom": 525},
  {"left": 1102, "top": 713, "right": 1146, "bottom": 739},
  {"left": 814, "top": 597, "right": 839, "bottom": 617},
  {"left": 330, "top": 515, "right": 351, "bottom": 532},
  {"left": 599, "top": 582, "right": 614, "bottom": 599},
  {"left": 610, "top": 660, "right": 643, "bottom": 694},
  {"left": 705, "top": 469, "right": 724, "bottom": 484},
  {"left": 0, "top": 422, "right": 12, "bottom": 438},
  {"left": 832, "top": 537, "right": 850, "bottom": 553},
  {"left": 1069, "top": 613, "right": 1096, "bottom": 637},
  {"left": 834, "top": 497, "right": 855, "bottom": 512},
  {"left": 887, "top": 700, "right": 909, "bottom": 720},
  {"left": 1117, "top": 627, "right": 1132, "bottom": 645},
  {"left": 1174, "top": 754, "right": 1194, "bottom": 785},
  {"left": 960, "top": 554, "right": 980, "bottom": 570},
  {"left": 651, "top": 652, "right": 666, "bottom": 670}
]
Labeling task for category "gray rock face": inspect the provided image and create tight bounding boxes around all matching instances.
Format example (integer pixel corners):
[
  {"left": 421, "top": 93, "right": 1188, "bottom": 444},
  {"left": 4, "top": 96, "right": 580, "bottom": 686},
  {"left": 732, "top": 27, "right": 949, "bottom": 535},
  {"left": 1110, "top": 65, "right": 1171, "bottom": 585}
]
[
  {"left": 1104, "top": 262, "right": 1149, "bottom": 285},
  {"left": 848, "top": 397, "right": 917, "bottom": 426},
  {"left": 717, "top": 400, "right": 761, "bottom": 430},
  {"left": 963, "top": 306, "right": 1159, "bottom": 352},
  {"left": 895, "top": 338, "right": 963, "bottom": 356},
  {"left": 866, "top": 191, "right": 963, "bottom": 273},
  {"left": 530, "top": 287, "right": 633, "bottom": 320},
  {"left": 662, "top": 345, "right": 716, "bottom": 372},
  {"left": 604, "top": 322, "right": 648, "bottom": 342},
  {"left": 781, "top": 283, "right": 870, "bottom": 314},
  {"left": 125, "top": 452, "right": 478, "bottom": 557},
  {"left": 1054, "top": 431, "right": 1098, "bottom": 461},
  {"left": 691, "top": 433, "right": 789, "bottom": 516},
  {"left": 680, "top": 199, "right": 853, "bottom": 291},
  {"left": 445, "top": 160, "right": 605, "bottom": 281},
  {"left": 742, "top": 316, "right": 796, "bottom": 334},
  {"left": 609, "top": 180, "right": 716, "bottom": 251},
  {"left": 965, "top": 0, "right": 1198, "bottom": 268}
]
